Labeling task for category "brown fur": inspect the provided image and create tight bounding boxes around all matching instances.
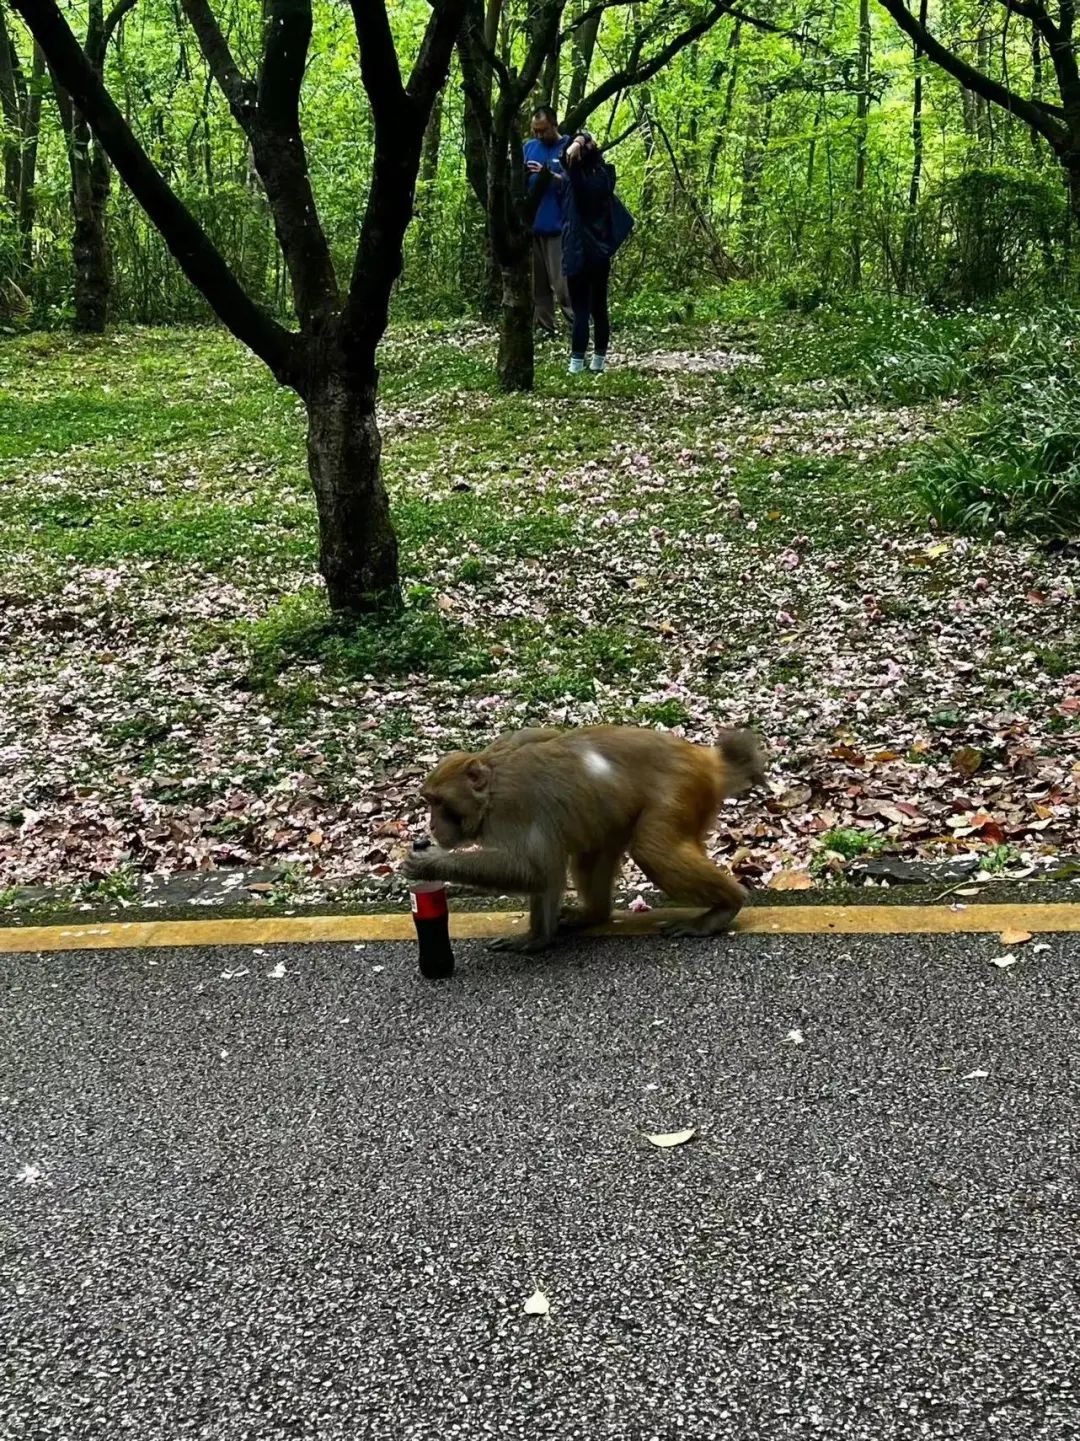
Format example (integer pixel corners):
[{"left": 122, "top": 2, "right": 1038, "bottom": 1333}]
[{"left": 402, "top": 725, "right": 765, "bottom": 951}]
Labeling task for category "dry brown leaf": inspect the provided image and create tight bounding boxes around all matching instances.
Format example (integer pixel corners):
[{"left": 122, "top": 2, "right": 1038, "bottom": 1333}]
[
  {"left": 951, "top": 746, "right": 983, "bottom": 778},
  {"left": 645, "top": 1127, "right": 696, "bottom": 1149},
  {"left": 769, "top": 870, "right": 813, "bottom": 891},
  {"left": 999, "top": 929, "right": 1032, "bottom": 945}
]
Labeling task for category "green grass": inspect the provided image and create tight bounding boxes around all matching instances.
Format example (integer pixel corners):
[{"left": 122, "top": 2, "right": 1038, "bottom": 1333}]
[
  {"left": 2, "top": 309, "right": 1078, "bottom": 906},
  {"left": 236, "top": 589, "right": 495, "bottom": 694},
  {"left": 820, "top": 827, "right": 886, "bottom": 859},
  {"left": 916, "top": 381, "right": 1080, "bottom": 537}
]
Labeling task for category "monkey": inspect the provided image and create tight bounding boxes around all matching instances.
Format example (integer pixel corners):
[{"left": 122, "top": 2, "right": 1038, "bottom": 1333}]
[{"left": 401, "top": 725, "right": 766, "bottom": 952}]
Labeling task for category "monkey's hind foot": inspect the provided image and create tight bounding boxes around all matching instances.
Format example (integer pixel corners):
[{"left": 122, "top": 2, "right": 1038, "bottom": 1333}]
[
  {"left": 556, "top": 906, "right": 608, "bottom": 934},
  {"left": 487, "top": 932, "right": 557, "bottom": 954},
  {"left": 660, "top": 905, "right": 740, "bottom": 939}
]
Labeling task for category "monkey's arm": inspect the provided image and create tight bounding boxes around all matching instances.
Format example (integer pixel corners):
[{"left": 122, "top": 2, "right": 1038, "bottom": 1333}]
[{"left": 402, "top": 845, "right": 553, "bottom": 894}]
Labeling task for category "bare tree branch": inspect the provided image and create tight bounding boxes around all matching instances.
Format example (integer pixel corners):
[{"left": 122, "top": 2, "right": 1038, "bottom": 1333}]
[
  {"left": 559, "top": 0, "right": 636, "bottom": 43},
  {"left": 10, "top": 0, "right": 298, "bottom": 382},
  {"left": 349, "top": 0, "right": 407, "bottom": 127},
  {"left": 992, "top": 0, "right": 1058, "bottom": 43},
  {"left": 566, "top": 0, "right": 733, "bottom": 131},
  {"left": 179, "top": 0, "right": 338, "bottom": 325},
  {"left": 178, "top": 0, "right": 254, "bottom": 118},
  {"left": 408, "top": 0, "right": 473, "bottom": 109},
  {"left": 344, "top": 0, "right": 468, "bottom": 352},
  {"left": 877, "top": 0, "right": 1067, "bottom": 140},
  {"left": 101, "top": 0, "right": 139, "bottom": 51}
]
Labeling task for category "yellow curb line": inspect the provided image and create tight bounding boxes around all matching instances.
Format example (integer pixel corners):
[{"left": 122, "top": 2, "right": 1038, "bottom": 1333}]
[{"left": 1, "top": 903, "right": 1079, "bottom": 954}]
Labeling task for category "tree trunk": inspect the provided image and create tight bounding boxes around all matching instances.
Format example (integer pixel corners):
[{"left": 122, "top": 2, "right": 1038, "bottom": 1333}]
[
  {"left": 51, "top": 64, "right": 113, "bottom": 332},
  {"left": 418, "top": 83, "right": 443, "bottom": 256},
  {"left": 899, "top": 0, "right": 927, "bottom": 290},
  {"left": 1031, "top": 28, "right": 1045, "bottom": 164},
  {"left": 463, "top": 93, "right": 499, "bottom": 316},
  {"left": 1067, "top": 151, "right": 1080, "bottom": 236},
  {"left": 975, "top": 29, "right": 993, "bottom": 151},
  {"left": 852, "top": 0, "right": 871, "bottom": 285},
  {"left": 305, "top": 372, "right": 401, "bottom": 615},
  {"left": 739, "top": 90, "right": 767, "bottom": 264},
  {"left": 18, "top": 42, "right": 43, "bottom": 266},
  {"left": 497, "top": 254, "right": 533, "bottom": 391},
  {"left": 566, "top": 6, "right": 601, "bottom": 116},
  {"left": 705, "top": 21, "right": 741, "bottom": 193},
  {"left": 71, "top": 133, "right": 111, "bottom": 331},
  {"left": 0, "top": 11, "right": 20, "bottom": 212}
]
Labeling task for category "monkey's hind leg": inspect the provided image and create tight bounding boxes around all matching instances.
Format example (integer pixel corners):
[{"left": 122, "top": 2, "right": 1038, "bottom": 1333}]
[
  {"left": 488, "top": 881, "right": 565, "bottom": 953},
  {"left": 559, "top": 850, "right": 622, "bottom": 932},
  {"left": 631, "top": 836, "right": 746, "bottom": 938}
]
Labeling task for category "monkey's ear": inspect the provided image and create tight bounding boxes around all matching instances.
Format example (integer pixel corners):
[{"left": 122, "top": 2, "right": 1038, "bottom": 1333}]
[{"left": 464, "top": 759, "right": 491, "bottom": 792}]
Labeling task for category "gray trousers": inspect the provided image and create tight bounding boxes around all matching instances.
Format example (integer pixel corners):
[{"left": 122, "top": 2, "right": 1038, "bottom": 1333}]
[{"left": 532, "top": 233, "right": 573, "bottom": 332}]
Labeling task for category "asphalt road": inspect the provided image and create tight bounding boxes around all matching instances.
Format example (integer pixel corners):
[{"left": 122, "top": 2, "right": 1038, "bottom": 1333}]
[{"left": 2, "top": 932, "right": 1078, "bottom": 1440}]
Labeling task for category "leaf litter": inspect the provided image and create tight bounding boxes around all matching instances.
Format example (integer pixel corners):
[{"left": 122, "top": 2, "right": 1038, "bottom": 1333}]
[{"left": 0, "top": 326, "right": 1078, "bottom": 912}]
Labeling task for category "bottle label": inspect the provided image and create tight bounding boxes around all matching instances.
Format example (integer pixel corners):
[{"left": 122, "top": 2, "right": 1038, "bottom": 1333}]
[{"left": 411, "top": 887, "right": 448, "bottom": 922}]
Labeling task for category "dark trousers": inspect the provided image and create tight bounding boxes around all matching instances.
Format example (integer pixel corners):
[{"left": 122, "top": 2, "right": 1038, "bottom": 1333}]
[{"left": 567, "top": 259, "right": 611, "bottom": 356}]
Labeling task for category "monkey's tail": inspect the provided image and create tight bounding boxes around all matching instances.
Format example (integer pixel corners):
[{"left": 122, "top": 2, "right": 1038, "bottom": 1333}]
[{"left": 715, "top": 728, "right": 767, "bottom": 797}]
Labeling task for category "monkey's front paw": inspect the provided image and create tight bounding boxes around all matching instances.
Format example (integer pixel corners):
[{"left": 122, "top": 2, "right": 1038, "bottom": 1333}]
[
  {"left": 487, "top": 933, "right": 554, "bottom": 954},
  {"left": 401, "top": 849, "right": 441, "bottom": 881}
]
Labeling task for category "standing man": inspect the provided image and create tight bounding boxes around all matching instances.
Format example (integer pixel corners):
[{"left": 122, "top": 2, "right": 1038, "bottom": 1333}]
[{"left": 523, "top": 106, "right": 574, "bottom": 338}]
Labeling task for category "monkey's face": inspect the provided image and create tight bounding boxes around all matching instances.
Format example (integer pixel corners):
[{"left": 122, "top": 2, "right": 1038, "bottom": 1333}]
[{"left": 420, "top": 753, "right": 491, "bottom": 848}]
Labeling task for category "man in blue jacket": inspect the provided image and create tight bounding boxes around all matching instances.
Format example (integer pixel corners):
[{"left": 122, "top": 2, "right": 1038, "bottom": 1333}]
[{"left": 523, "top": 106, "right": 573, "bottom": 337}]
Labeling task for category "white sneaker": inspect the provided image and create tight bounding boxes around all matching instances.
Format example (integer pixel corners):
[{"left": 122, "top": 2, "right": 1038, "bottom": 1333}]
[
  {"left": 589, "top": 354, "right": 606, "bottom": 373},
  {"left": 568, "top": 355, "right": 585, "bottom": 375}
]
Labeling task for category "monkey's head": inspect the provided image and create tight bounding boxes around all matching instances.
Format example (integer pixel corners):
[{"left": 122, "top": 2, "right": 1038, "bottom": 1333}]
[
  {"left": 717, "top": 728, "right": 768, "bottom": 797},
  {"left": 420, "top": 752, "right": 492, "bottom": 848}
]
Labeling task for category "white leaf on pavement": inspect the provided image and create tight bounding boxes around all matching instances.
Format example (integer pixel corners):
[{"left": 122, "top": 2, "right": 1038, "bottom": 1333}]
[
  {"left": 523, "top": 1290, "right": 550, "bottom": 1315},
  {"left": 13, "top": 1163, "right": 43, "bottom": 1186},
  {"left": 645, "top": 1127, "right": 696, "bottom": 1148},
  {"left": 267, "top": 962, "right": 286, "bottom": 979},
  {"left": 989, "top": 954, "right": 1018, "bottom": 969},
  {"left": 963, "top": 1068, "right": 989, "bottom": 1079},
  {"left": 785, "top": 1028, "right": 805, "bottom": 1045}
]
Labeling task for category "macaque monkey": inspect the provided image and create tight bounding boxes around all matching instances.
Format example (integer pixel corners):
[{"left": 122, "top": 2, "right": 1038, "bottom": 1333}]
[{"left": 402, "top": 726, "right": 765, "bottom": 952}]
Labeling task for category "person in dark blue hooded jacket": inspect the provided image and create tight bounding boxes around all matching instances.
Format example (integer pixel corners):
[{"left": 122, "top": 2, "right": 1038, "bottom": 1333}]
[{"left": 560, "top": 132, "right": 617, "bottom": 374}]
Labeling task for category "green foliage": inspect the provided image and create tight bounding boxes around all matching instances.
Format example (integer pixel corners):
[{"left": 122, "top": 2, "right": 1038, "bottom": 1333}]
[
  {"left": 4, "top": 0, "right": 1078, "bottom": 330},
  {"left": 77, "top": 864, "right": 140, "bottom": 904},
  {"left": 917, "top": 385, "right": 1080, "bottom": 537},
  {"left": 503, "top": 617, "right": 663, "bottom": 705},
  {"left": 915, "top": 307, "right": 1080, "bottom": 536},
  {"left": 820, "top": 828, "right": 884, "bottom": 859},
  {"left": 920, "top": 168, "right": 1068, "bottom": 304},
  {"left": 238, "top": 589, "right": 494, "bottom": 692},
  {"left": 982, "top": 843, "right": 1022, "bottom": 873},
  {"left": 635, "top": 697, "right": 692, "bottom": 727}
]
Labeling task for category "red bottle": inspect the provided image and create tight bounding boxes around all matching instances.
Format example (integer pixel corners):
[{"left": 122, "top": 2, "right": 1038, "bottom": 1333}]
[{"left": 409, "top": 842, "right": 455, "bottom": 979}]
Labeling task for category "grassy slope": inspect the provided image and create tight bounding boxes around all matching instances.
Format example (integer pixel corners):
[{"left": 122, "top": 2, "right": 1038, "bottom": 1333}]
[{"left": 0, "top": 310, "right": 1077, "bottom": 907}]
